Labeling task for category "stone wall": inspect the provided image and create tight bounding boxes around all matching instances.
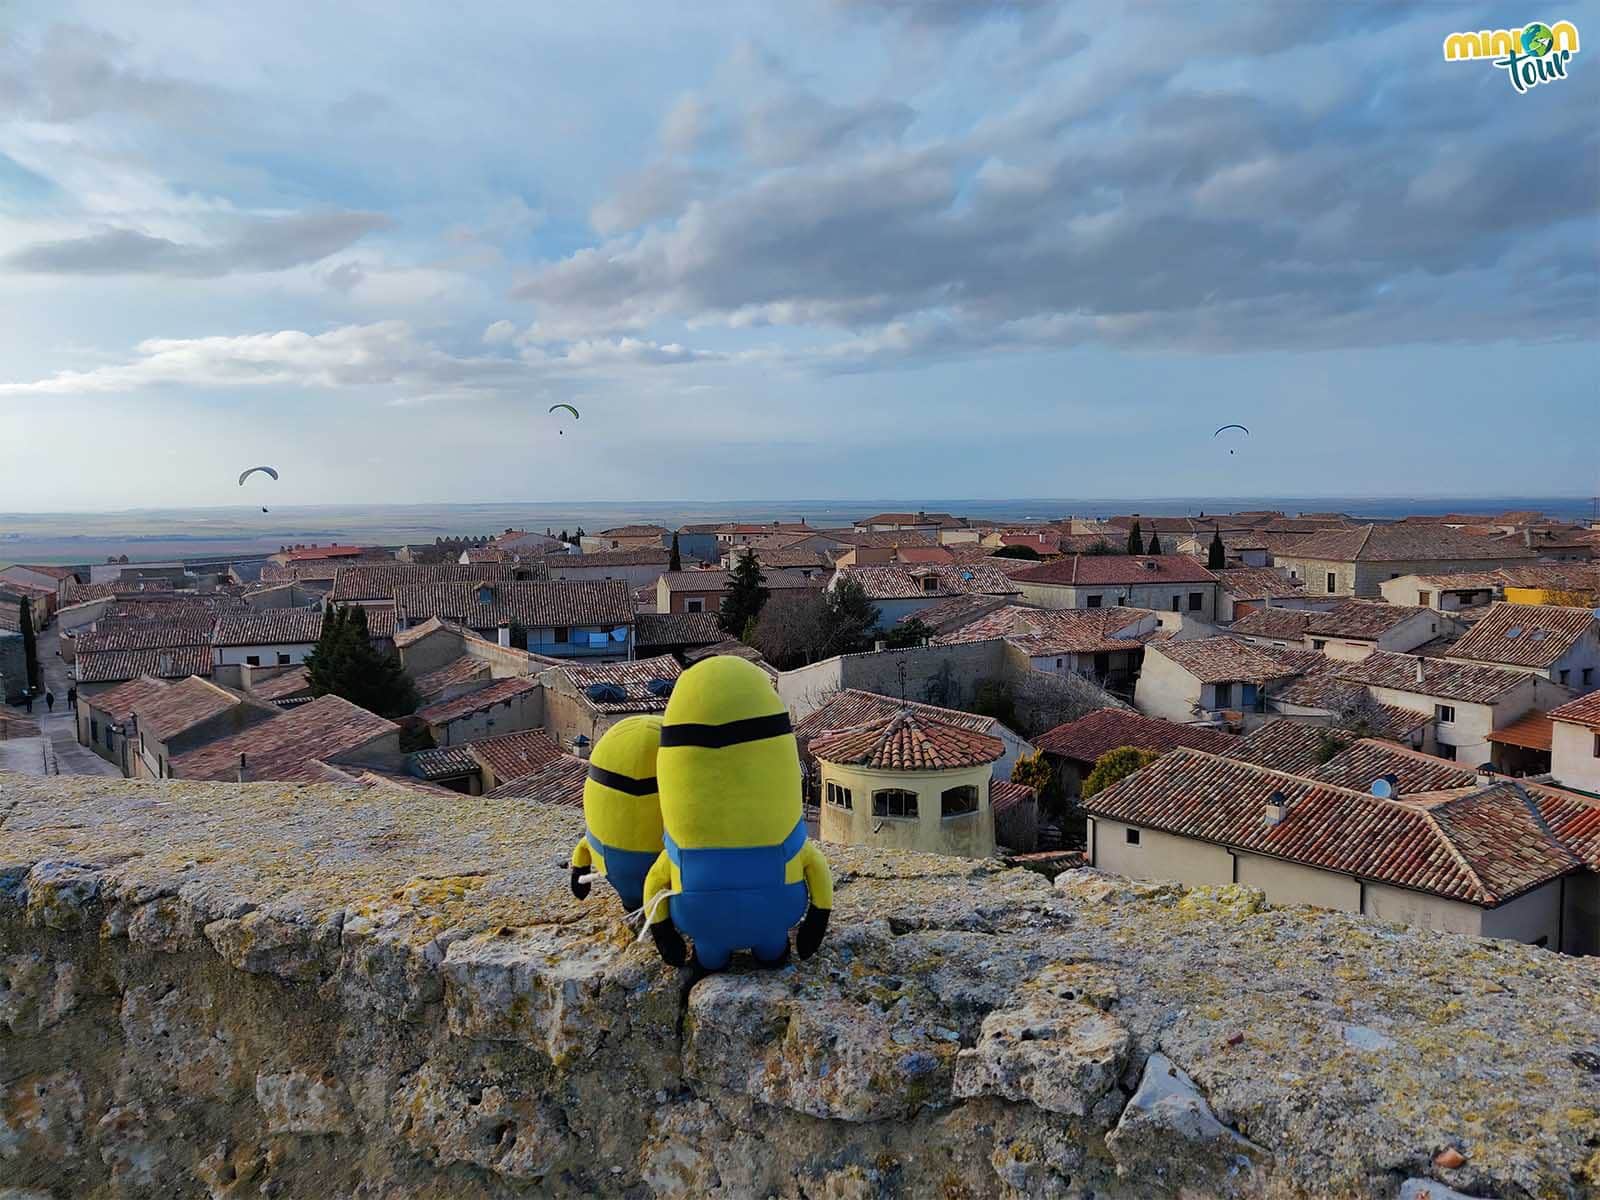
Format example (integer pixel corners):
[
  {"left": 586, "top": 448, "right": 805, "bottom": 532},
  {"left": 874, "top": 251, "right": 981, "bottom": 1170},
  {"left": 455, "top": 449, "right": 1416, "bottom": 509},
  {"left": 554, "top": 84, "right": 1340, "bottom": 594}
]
[{"left": 2, "top": 774, "right": 1598, "bottom": 1199}]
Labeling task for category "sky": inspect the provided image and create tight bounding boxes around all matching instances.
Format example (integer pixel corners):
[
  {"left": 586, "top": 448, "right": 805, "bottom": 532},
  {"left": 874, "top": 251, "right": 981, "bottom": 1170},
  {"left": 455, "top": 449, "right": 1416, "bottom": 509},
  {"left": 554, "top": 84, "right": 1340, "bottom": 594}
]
[{"left": 0, "top": 0, "right": 1595, "bottom": 511}]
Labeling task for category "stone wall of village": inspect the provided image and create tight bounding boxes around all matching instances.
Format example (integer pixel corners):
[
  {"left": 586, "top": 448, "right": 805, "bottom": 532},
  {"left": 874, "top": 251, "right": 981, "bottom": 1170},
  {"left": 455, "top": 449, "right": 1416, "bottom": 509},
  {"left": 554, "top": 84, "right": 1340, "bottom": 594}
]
[{"left": 3, "top": 774, "right": 1598, "bottom": 1199}]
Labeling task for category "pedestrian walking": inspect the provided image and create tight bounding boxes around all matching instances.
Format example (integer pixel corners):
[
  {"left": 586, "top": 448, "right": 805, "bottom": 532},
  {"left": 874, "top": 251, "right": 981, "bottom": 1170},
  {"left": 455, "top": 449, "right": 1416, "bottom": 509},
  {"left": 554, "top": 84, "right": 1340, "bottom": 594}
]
[
  {"left": 67, "top": 686, "right": 77, "bottom": 712},
  {"left": 23, "top": 690, "right": 33, "bottom": 714},
  {"left": 45, "top": 690, "right": 55, "bottom": 713}
]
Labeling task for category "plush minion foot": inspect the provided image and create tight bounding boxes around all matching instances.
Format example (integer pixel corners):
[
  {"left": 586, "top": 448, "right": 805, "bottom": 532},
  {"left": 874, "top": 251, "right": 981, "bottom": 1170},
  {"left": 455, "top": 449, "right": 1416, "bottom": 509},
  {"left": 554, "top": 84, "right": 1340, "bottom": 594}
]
[{"left": 751, "top": 943, "right": 791, "bottom": 970}]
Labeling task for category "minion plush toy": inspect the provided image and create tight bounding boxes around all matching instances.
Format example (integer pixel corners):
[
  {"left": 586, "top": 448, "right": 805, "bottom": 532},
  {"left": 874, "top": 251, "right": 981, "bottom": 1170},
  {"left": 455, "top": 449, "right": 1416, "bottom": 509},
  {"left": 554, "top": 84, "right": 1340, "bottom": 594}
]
[
  {"left": 570, "top": 715, "right": 664, "bottom": 912},
  {"left": 643, "top": 656, "right": 832, "bottom": 971}
]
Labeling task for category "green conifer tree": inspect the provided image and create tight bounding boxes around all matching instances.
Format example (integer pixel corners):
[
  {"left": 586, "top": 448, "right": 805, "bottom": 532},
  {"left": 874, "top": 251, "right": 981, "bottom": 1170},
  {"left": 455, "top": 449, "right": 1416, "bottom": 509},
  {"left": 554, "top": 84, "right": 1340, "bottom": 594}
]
[
  {"left": 1126, "top": 522, "right": 1144, "bottom": 555},
  {"left": 720, "top": 552, "right": 770, "bottom": 637},
  {"left": 305, "top": 606, "right": 419, "bottom": 718},
  {"left": 1207, "top": 530, "right": 1227, "bottom": 570}
]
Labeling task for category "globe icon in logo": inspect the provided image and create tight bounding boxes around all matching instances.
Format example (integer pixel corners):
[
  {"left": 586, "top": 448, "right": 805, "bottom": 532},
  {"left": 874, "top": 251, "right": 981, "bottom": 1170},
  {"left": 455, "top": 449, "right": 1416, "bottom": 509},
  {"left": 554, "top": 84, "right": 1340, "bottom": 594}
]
[{"left": 1522, "top": 23, "right": 1555, "bottom": 55}]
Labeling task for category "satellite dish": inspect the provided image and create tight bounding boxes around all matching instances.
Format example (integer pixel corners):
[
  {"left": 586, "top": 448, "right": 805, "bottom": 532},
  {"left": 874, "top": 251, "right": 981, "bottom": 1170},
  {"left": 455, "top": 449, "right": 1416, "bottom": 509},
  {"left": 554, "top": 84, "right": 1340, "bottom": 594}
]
[
  {"left": 584, "top": 682, "right": 627, "bottom": 704},
  {"left": 611, "top": 626, "right": 629, "bottom": 641},
  {"left": 1369, "top": 774, "right": 1399, "bottom": 799},
  {"left": 646, "top": 677, "right": 674, "bottom": 698}
]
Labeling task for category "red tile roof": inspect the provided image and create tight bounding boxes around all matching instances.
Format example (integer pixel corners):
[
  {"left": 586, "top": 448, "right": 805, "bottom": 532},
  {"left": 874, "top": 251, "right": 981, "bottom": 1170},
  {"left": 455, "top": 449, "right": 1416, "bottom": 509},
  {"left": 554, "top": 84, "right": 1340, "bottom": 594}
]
[
  {"left": 413, "top": 676, "right": 540, "bottom": 727},
  {"left": 171, "top": 694, "right": 398, "bottom": 782},
  {"left": 1147, "top": 637, "right": 1308, "bottom": 685},
  {"left": 1444, "top": 602, "right": 1596, "bottom": 669},
  {"left": 1084, "top": 750, "right": 1577, "bottom": 906},
  {"left": 554, "top": 654, "right": 682, "bottom": 714},
  {"left": 556, "top": 548, "right": 671, "bottom": 567},
  {"left": 484, "top": 754, "right": 589, "bottom": 806},
  {"left": 260, "top": 562, "right": 343, "bottom": 583},
  {"left": 1335, "top": 650, "right": 1533, "bottom": 704},
  {"left": 81, "top": 674, "right": 170, "bottom": 720},
  {"left": 1549, "top": 691, "right": 1600, "bottom": 730},
  {"left": 990, "top": 778, "right": 1037, "bottom": 816},
  {"left": 282, "top": 544, "right": 368, "bottom": 561},
  {"left": 1229, "top": 608, "right": 1313, "bottom": 640},
  {"left": 1487, "top": 710, "right": 1554, "bottom": 752},
  {"left": 634, "top": 611, "right": 724, "bottom": 649},
  {"left": 1278, "top": 525, "right": 1537, "bottom": 564},
  {"left": 251, "top": 667, "right": 311, "bottom": 702},
  {"left": 413, "top": 656, "right": 492, "bottom": 701},
  {"left": 1210, "top": 567, "right": 1304, "bottom": 599},
  {"left": 74, "top": 621, "right": 212, "bottom": 653},
  {"left": 857, "top": 512, "right": 962, "bottom": 528},
  {"left": 1034, "top": 708, "right": 1239, "bottom": 764},
  {"left": 902, "top": 593, "right": 1011, "bottom": 633},
  {"left": 1222, "top": 720, "right": 1353, "bottom": 775},
  {"left": 809, "top": 710, "right": 1004, "bottom": 770},
  {"left": 1309, "top": 738, "right": 1477, "bottom": 793},
  {"left": 330, "top": 563, "right": 520, "bottom": 602},
  {"left": 1011, "top": 555, "right": 1217, "bottom": 587},
  {"left": 794, "top": 689, "right": 1009, "bottom": 744},
  {"left": 76, "top": 644, "right": 213, "bottom": 684},
  {"left": 1305, "top": 601, "right": 1434, "bottom": 640},
  {"left": 468, "top": 729, "right": 567, "bottom": 782},
  {"left": 212, "top": 608, "right": 324, "bottom": 647},
  {"left": 659, "top": 569, "right": 818, "bottom": 592},
  {"left": 598, "top": 524, "right": 670, "bottom": 538},
  {"left": 391, "top": 580, "right": 635, "bottom": 630},
  {"left": 836, "top": 563, "right": 1021, "bottom": 601},
  {"left": 937, "top": 605, "right": 1157, "bottom": 656},
  {"left": 132, "top": 676, "right": 244, "bottom": 742}
]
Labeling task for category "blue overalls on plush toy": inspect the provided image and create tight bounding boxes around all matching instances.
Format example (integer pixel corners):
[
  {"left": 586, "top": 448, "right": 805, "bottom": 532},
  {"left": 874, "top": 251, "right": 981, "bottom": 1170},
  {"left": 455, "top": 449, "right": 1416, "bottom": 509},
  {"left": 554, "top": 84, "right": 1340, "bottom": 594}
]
[
  {"left": 569, "top": 715, "right": 664, "bottom": 912},
  {"left": 644, "top": 655, "right": 832, "bottom": 971}
]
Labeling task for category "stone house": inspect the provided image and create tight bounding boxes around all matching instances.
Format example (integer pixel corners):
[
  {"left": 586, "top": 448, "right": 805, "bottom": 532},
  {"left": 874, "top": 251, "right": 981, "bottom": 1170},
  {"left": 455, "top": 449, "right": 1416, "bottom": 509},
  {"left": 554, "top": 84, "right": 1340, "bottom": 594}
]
[
  {"left": 1134, "top": 638, "right": 1309, "bottom": 725},
  {"left": 124, "top": 676, "right": 278, "bottom": 780},
  {"left": 547, "top": 548, "right": 672, "bottom": 591},
  {"left": 584, "top": 525, "right": 671, "bottom": 552},
  {"left": 1210, "top": 567, "right": 1319, "bottom": 623},
  {"left": 412, "top": 677, "right": 543, "bottom": 747},
  {"left": 1549, "top": 692, "right": 1600, "bottom": 794},
  {"left": 1272, "top": 525, "right": 1537, "bottom": 600},
  {"left": 211, "top": 608, "right": 324, "bottom": 670},
  {"left": 655, "top": 568, "right": 819, "bottom": 615},
  {"left": 168, "top": 693, "right": 402, "bottom": 781},
  {"left": 793, "top": 688, "right": 1035, "bottom": 781},
  {"left": 1379, "top": 572, "right": 1502, "bottom": 612},
  {"left": 812, "top": 711, "right": 1000, "bottom": 859},
  {"left": 831, "top": 564, "right": 1021, "bottom": 630},
  {"left": 1033, "top": 708, "right": 1240, "bottom": 800},
  {"left": 537, "top": 655, "right": 681, "bottom": 752},
  {"left": 1443, "top": 602, "right": 1600, "bottom": 693},
  {"left": 1083, "top": 748, "right": 1598, "bottom": 954},
  {"left": 934, "top": 604, "right": 1160, "bottom": 695},
  {"left": 388, "top": 580, "right": 635, "bottom": 660},
  {"left": 1012, "top": 556, "right": 1221, "bottom": 622}
]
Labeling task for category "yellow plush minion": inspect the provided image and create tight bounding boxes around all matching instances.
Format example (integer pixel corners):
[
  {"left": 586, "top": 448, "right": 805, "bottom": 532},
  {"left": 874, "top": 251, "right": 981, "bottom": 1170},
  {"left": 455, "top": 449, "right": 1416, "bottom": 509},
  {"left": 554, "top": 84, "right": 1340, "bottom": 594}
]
[
  {"left": 569, "top": 715, "right": 664, "bottom": 912},
  {"left": 643, "top": 655, "right": 832, "bottom": 970}
]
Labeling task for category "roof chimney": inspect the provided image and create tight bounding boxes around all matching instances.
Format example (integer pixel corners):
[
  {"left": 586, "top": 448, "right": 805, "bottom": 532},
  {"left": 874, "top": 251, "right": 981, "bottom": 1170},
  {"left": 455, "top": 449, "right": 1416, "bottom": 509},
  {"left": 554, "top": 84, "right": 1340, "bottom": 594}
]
[
  {"left": 237, "top": 752, "right": 247, "bottom": 783},
  {"left": 1475, "top": 763, "right": 1497, "bottom": 787},
  {"left": 1414, "top": 657, "right": 1425, "bottom": 685},
  {"left": 497, "top": 621, "right": 511, "bottom": 648},
  {"left": 571, "top": 734, "right": 592, "bottom": 760},
  {"left": 1263, "top": 790, "right": 1288, "bottom": 826}
]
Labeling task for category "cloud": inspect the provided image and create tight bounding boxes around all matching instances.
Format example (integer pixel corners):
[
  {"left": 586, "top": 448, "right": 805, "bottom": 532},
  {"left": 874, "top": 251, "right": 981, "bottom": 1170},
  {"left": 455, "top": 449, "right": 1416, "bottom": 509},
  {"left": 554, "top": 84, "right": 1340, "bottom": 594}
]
[
  {"left": 0, "top": 322, "right": 728, "bottom": 402},
  {"left": 5, "top": 211, "right": 390, "bottom": 277},
  {"left": 832, "top": 0, "right": 1051, "bottom": 27}
]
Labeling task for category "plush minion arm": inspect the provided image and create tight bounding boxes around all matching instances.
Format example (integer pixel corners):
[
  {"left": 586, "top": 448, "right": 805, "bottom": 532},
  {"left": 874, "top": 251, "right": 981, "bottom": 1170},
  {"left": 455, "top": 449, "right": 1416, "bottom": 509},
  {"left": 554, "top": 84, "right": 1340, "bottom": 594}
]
[
  {"left": 796, "top": 842, "right": 833, "bottom": 959},
  {"left": 569, "top": 837, "right": 593, "bottom": 899},
  {"left": 642, "top": 851, "right": 687, "bottom": 966}
]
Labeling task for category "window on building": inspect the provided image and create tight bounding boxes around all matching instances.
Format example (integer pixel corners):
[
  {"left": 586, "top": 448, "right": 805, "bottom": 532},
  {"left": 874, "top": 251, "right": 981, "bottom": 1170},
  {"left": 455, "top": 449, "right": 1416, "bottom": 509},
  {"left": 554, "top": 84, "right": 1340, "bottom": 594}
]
[
  {"left": 1311, "top": 639, "right": 1327, "bottom": 651},
  {"left": 245, "top": 654, "right": 260, "bottom": 666},
  {"left": 1559, "top": 669, "right": 1571, "bottom": 685},
  {"left": 1214, "top": 682, "right": 1233, "bottom": 708},
  {"left": 685, "top": 597, "right": 704, "bottom": 613},
  {"left": 1055, "top": 658, "right": 1063, "bottom": 669},
  {"left": 825, "top": 781, "right": 853, "bottom": 810},
  {"left": 1085, "top": 594, "right": 1102, "bottom": 609},
  {"left": 941, "top": 785, "right": 979, "bottom": 818},
  {"left": 1436, "top": 742, "right": 1457, "bottom": 760},
  {"left": 1326, "top": 572, "right": 1337, "bottom": 594},
  {"left": 1584, "top": 668, "right": 1594, "bottom": 685},
  {"left": 1125, "top": 827, "right": 1141, "bottom": 845},
  {"left": 1435, "top": 703, "right": 1455, "bottom": 724},
  {"left": 553, "top": 627, "right": 569, "bottom": 643},
  {"left": 1187, "top": 592, "right": 1203, "bottom": 612},
  {"left": 277, "top": 653, "right": 291, "bottom": 666},
  {"left": 105, "top": 726, "right": 114, "bottom": 750},
  {"left": 921, "top": 576, "right": 940, "bottom": 594},
  {"left": 1418, "top": 590, "right": 1432, "bottom": 606},
  {"left": 872, "top": 788, "right": 918, "bottom": 819},
  {"left": 90, "top": 718, "right": 99, "bottom": 742}
]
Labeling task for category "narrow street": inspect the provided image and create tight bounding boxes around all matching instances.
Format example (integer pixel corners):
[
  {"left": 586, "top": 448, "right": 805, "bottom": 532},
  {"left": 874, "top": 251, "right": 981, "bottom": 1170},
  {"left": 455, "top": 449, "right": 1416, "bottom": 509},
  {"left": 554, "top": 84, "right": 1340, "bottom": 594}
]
[{"left": 0, "top": 623, "right": 120, "bottom": 777}]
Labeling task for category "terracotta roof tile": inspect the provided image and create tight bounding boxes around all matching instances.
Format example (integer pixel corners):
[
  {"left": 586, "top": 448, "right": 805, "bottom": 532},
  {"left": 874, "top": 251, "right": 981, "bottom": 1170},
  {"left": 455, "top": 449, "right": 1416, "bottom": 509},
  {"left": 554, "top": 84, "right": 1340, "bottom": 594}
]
[
  {"left": 81, "top": 674, "right": 170, "bottom": 720},
  {"left": 1487, "top": 709, "right": 1554, "bottom": 752},
  {"left": 391, "top": 580, "right": 635, "bottom": 630},
  {"left": 1034, "top": 708, "right": 1239, "bottom": 764},
  {"left": 634, "top": 611, "right": 724, "bottom": 649},
  {"left": 794, "top": 689, "right": 1007, "bottom": 744},
  {"left": 1210, "top": 567, "right": 1304, "bottom": 599},
  {"left": 330, "top": 562, "right": 523, "bottom": 602},
  {"left": 1229, "top": 608, "right": 1314, "bottom": 640},
  {"left": 555, "top": 655, "right": 682, "bottom": 714},
  {"left": 413, "top": 676, "right": 540, "bottom": 726},
  {"left": 1084, "top": 750, "right": 1575, "bottom": 906},
  {"left": 75, "top": 621, "right": 212, "bottom": 653},
  {"left": 132, "top": 676, "right": 244, "bottom": 742},
  {"left": 1444, "top": 602, "right": 1596, "bottom": 669},
  {"left": 1305, "top": 601, "right": 1434, "bottom": 640},
  {"left": 1011, "top": 555, "right": 1218, "bottom": 587},
  {"left": 990, "top": 778, "right": 1037, "bottom": 816},
  {"left": 484, "top": 755, "right": 589, "bottom": 805},
  {"left": 836, "top": 563, "right": 1021, "bottom": 600},
  {"left": 212, "top": 608, "right": 324, "bottom": 647},
  {"left": 1549, "top": 690, "right": 1600, "bottom": 730},
  {"left": 76, "top": 644, "right": 213, "bottom": 684},
  {"left": 1335, "top": 650, "right": 1532, "bottom": 704},
  {"left": 467, "top": 729, "right": 567, "bottom": 781},
  {"left": 1222, "top": 720, "right": 1353, "bottom": 775},
  {"left": 1148, "top": 637, "right": 1308, "bottom": 685},
  {"left": 413, "top": 656, "right": 492, "bottom": 702},
  {"left": 1309, "top": 738, "right": 1477, "bottom": 793},
  {"left": 1279, "top": 524, "right": 1537, "bottom": 564},
  {"left": 937, "top": 605, "right": 1158, "bottom": 656},
  {"left": 556, "top": 547, "right": 671, "bottom": 567},
  {"left": 809, "top": 710, "right": 1004, "bottom": 770},
  {"left": 251, "top": 667, "right": 311, "bottom": 702},
  {"left": 171, "top": 694, "right": 398, "bottom": 782}
]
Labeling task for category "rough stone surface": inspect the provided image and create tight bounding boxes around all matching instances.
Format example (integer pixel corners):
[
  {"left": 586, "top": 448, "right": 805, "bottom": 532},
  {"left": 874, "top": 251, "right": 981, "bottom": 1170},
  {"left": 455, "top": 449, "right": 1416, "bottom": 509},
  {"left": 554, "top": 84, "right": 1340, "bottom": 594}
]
[{"left": 0, "top": 773, "right": 1598, "bottom": 1198}]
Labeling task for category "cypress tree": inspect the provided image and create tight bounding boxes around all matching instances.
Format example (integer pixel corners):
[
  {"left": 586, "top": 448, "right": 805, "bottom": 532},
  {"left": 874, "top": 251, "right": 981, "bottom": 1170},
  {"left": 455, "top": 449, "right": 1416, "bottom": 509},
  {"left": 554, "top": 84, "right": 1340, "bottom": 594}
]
[
  {"left": 669, "top": 532, "right": 682, "bottom": 573},
  {"left": 1126, "top": 522, "right": 1144, "bottom": 555},
  {"left": 1207, "top": 530, "right": 1227, "bottom": 570},
  {"left": 1146, "top": 531, "right": 1162, "bottom": 554},
  {"left": 18, "top": 597, "right": 39, "bottom": 693},
  {"left": 720, "top": 552, "right": 770, "bottom": 637},
  {"left": 305, "top": 605, "right": 419, "bottom": 718}
]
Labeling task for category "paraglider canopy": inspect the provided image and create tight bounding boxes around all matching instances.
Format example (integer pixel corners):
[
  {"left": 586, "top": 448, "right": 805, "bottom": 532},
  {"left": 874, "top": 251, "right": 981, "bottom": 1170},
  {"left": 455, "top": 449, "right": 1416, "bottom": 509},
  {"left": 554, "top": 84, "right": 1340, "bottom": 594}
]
[
  {"left": 1213, "top": 424, "right": 1250, "bottom": 455},
  {"left": 548, "top": 404, "right": 580, "bottom": 419},
  {"left": 238, "top": 466, "right": 279, "bottom": 486}
]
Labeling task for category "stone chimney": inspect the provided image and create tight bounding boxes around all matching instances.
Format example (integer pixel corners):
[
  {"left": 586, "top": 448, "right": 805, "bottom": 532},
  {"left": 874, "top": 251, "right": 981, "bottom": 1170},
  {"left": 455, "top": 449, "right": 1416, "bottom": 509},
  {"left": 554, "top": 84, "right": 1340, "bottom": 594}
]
[
  {"left": 1475, "top": 764, "right": 1497, "bottom": 787},
  {"left": 1263, "top": 790, "right": 1288, "bottom": 826},
  {"left": 497, "top": 622, "right": 511, "bottom": 648},
  {"left": 237, "top": 753, "right": 248, "bottom": 783},
  {"left": 1414, "top": 657, "right": 1425, "bottom": 685},
  {"left": 572, "top": 734, "right": 592, "bottom": 760}
]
